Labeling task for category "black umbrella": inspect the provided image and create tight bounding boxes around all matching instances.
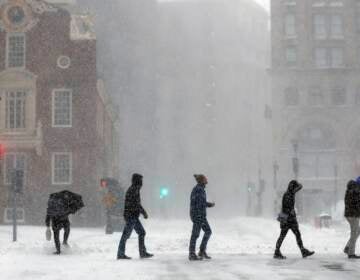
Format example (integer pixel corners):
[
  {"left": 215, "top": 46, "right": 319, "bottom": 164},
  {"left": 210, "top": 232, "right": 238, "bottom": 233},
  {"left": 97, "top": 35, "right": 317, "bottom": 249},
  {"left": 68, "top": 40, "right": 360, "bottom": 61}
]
[{"left": 47, "top": 190, "right": 84, "bottom": 218}]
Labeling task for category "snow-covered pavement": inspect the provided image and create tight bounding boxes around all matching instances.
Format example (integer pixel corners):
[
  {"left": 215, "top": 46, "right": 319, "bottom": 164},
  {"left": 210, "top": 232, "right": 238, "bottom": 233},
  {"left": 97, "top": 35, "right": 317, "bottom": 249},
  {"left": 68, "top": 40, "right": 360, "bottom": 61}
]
[{"left": 0, "top": 218, "right": 359, "bottom": 279}]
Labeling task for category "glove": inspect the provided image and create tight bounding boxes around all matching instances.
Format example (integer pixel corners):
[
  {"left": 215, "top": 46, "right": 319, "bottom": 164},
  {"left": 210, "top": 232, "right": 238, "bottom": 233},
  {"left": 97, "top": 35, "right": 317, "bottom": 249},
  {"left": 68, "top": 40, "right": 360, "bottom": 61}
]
[
  {"left": 143, "top": 212, "right": 149, "bottom": 219},
  {"left": 46, "top": 227, "right": 52, "bottom": 241},
  {"left": 208, "top": 202, "right": 215, "bottom": 208}
]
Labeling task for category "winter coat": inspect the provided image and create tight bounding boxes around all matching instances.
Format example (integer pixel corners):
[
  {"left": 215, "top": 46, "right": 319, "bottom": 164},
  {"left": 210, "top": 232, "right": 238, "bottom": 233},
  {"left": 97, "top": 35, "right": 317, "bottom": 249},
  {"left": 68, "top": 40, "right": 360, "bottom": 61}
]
[
  {"left": 123, "top": 184, "right": 147, "bottom": 220},
  {"left": 45, "top": 214, "right": 69, "bottom": 228},
  {"left": 344, "top": 180, "right": 360, "bottom": 218},
  {"left": 281, "top": 181, "right": 303, "bottom": 223},
  {"left": 190, "top": 184, "right": 212, "bottom": 222}
]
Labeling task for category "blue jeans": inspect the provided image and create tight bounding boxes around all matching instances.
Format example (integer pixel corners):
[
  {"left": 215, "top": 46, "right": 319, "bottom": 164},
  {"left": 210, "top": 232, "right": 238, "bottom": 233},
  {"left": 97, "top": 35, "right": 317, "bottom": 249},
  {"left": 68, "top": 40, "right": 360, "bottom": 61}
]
[
  {"left": 117, "top": 218, "right": 146, "bottom": 257},
  {"left": 189, "top": 218, "right": 212, "bottom": 254}
]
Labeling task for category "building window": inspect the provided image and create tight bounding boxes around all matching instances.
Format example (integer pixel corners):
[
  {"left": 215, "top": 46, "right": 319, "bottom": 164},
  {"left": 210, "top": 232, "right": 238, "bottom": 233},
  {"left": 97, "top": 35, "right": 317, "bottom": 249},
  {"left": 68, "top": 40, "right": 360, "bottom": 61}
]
[
  {"left": 6, "top": 33, "right": 25, "bottom": 68},
  {"left": 284, "top": 87, "right": 299, "bottom": 106},
  {"left": 6, "top": 91, "right": 26, "bottom": 130},
  {"left": 312, "top": 1, "right": 326, "bottom": 8},
  {"left": 285, "top": 47, "right": 297, "bottom": 66},
  {"left": 330, "top": 47, "right": 344, "bottom": 68},
  {"left": 331, "top": 87, "right": 346, "bottom": 105},
  {"left": 4, "top": 208, "right": 25, "bottom": 223},
  {"left": 282, "top": 0, "right": 296, "bottom": 6},
  {"left": 315, "top": 47, "right": 328, "bottom": 68},
  {"left": 52, "top": 152, "right": 72, "bottom": 185},
  {"left": 315, "top": 47, "right": 344, "bottom": 68},
  {"left": 330, "top": 15, "right": 343, "bottom": 39},
  {"left": 329, "top": 1, "right": 343, "bottom": 7},
  {"left": 52, "top": 89, "right": 72, "bottom": 127},
  {"left": 284, "top": 14, "right": 296, "bottom": 38},
  {"left": 4, "top": 153, "right": 26, "bottom": 185},
  {"left": 314, "top": 14, "right": 327, "bottom": 39},
  {"left": 308, "top": 87, "right": 324, "bottom": 106}
]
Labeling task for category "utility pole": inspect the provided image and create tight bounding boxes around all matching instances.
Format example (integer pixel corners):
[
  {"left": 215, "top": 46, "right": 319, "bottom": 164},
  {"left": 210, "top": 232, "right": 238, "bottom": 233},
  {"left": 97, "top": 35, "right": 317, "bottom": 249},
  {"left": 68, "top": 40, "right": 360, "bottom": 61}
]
[
  {"left": 273, "top": 161, "right": 279, "bottom": 215},
  {"left": 11, "top": 169, "right": 17, "bottom": 242},
  {"left": 291, "top": 140, "right": 303, "bottom": 216},
  {"left": 11, "top": 169, "right": 23, "bottom": 242}
]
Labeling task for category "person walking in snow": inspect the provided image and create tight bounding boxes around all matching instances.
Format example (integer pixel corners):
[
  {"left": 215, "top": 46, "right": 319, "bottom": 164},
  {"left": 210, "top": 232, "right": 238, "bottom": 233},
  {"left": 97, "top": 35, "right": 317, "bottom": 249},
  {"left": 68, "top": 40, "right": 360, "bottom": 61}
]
[
  {"left": 189, "top": 174, "right": 215, "bottom": 261},
  {"left": 274, "top": 180, "right": 314, "bottom": 259},
  {"left": 117, "top": 173, "right": 153, "bottom": 260},
  {"left": 343, "top": 179, "right": 360, "bottom": 259},
  {"left": 45, "top": 214, "right": 70, "bottom": 255}
]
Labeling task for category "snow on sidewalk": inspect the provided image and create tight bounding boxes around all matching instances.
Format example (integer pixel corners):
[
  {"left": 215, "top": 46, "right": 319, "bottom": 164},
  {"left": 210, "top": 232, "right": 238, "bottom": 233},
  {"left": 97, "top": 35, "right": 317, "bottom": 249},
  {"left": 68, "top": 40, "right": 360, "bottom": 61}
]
[{"left": 0, "top": 217, "right": 359, "bottom": 280}]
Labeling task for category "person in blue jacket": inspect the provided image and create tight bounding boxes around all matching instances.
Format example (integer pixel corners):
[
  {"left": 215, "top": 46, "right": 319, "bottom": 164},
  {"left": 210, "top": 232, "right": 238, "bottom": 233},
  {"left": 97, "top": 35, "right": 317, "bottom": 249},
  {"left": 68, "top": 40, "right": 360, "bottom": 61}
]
[{"left": 189, "top": 174, "right": 215, "bottom": 261}]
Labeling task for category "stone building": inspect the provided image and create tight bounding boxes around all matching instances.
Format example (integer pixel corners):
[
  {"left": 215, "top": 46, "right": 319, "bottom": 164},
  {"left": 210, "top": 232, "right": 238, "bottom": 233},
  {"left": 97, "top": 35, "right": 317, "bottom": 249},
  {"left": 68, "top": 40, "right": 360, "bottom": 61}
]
[
  {"left": 271, "top": 0, "right": 360, "bottom": 218},
  {"left": 0, "top": 0, "right": 119, "bottom": 225}
]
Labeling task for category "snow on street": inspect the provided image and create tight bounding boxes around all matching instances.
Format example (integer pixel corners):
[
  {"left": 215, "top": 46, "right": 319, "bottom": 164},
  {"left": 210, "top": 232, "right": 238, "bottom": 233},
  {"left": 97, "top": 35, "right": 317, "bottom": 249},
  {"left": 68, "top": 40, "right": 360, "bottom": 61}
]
[{"left": 0, "top": 218, "right": 359, "bottom": 280}]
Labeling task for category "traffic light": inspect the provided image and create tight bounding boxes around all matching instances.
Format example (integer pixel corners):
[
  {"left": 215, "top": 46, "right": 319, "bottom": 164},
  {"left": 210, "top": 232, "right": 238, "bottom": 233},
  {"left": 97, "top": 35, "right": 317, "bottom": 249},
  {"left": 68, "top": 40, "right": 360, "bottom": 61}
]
[
  {"left": 160, "top": 187, "right": 169, "bottom": 199},
  {"left": 0, "top": 144, "right": 5, "bottom": 159}
]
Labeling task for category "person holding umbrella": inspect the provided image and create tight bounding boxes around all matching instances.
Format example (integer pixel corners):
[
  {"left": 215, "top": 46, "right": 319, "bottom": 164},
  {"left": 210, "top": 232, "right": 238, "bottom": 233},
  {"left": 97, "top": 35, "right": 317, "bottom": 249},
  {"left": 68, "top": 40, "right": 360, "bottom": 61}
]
[
  {"left": 45, "top": 190, "right": 84, "bottom": 255},
  {"left": 117, "top": 173, "right": 153, "bottom": 260},
  {"left": 189, "top": 174, "right": 215, "bottom": 261}
]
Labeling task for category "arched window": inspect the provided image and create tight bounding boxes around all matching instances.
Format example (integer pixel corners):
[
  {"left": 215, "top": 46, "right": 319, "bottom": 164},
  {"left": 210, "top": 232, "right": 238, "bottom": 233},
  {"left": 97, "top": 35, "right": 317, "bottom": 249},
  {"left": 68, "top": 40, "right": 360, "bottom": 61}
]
[{"left": 284, "top": 87, "right": 299, "bottom": 106}]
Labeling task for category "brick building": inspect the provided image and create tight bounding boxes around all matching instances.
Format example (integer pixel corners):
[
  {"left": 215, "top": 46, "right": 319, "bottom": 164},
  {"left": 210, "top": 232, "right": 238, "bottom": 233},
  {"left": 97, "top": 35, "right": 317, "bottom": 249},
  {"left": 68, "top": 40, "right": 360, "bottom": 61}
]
[
  {"left": 0, "top": 0, "right": 119, "bottom": 225},
  {"left": 271, "top": 0, "right": 360, "bottom": 218}
]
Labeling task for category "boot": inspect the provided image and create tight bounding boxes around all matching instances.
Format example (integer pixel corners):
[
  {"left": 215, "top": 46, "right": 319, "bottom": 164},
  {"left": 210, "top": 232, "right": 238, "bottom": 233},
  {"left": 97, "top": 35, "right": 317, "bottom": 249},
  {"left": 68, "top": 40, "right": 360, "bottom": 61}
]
[
  {"left": 273, "top": 249, "right": 286, "bottom": 259},
  {"left": 348, "top": 254, "right": 360, "bottom": 259},
  {"left": 301, "top": 248, "right": 315, "bottom": 258},
  {"left": 53, "top": 251, "right": 61, "bottom": 255},
  {"left": 140, "top": 252, "right": 154, "bottom": 259},
  {"left": 189, "top": 252, "right": 202, "bottom": 261},
  {"left": 198, "top": 250, "right": 211, "bottom": 259},
  {"left": 117, "top": 254, "right": 131, "bottom": 260}
]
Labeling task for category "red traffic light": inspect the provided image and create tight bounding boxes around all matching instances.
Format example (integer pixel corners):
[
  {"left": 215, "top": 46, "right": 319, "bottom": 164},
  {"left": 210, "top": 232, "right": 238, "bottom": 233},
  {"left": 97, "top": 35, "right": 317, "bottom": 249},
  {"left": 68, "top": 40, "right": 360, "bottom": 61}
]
[
  {"left": 100, "top": 179, "right": 107, "bottom": 188},
  {"left": 0, "top": 144, "right": 5, "bottom": 159}
]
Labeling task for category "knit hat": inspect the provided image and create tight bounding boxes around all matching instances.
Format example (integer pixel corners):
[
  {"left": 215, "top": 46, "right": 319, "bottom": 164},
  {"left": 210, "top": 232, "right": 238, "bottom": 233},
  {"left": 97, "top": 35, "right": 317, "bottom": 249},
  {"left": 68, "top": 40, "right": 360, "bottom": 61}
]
[
  {"left": 356, "top": 177, "right": 360, "bottom": 184},
  {"left": 194, "top": 174, "right": 207, "bottom": 185}
]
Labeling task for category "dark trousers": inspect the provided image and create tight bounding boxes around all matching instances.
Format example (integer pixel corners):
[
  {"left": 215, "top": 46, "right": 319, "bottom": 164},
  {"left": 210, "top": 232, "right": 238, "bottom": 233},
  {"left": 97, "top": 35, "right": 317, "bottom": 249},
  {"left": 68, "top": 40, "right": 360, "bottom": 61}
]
[
  {"left": 189, "top": 218, "right": 212, "bottom": 254},
  {"left": 117, "top": 218, "right": 146, "bottom": 257},
  {"left": 52, "top": 219, "right": 70, "bottom": 253},
  {"left": 275, "top": 220, "right": 303, "bottom": 251}
]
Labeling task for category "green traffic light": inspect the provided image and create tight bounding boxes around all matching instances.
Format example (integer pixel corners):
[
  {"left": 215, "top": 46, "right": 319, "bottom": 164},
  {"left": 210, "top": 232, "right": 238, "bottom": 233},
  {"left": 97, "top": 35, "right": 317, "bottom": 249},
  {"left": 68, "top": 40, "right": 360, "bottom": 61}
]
[{"left": 160, "top": 187, "right": 169, "bottom": 199}]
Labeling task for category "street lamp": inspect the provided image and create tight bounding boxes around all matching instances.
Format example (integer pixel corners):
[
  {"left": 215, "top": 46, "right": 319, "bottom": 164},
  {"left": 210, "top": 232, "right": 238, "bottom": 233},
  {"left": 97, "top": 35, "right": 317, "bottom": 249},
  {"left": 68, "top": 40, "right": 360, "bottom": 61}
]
[
  {"left": 291, "top": 139, "right": 299, "bottom": 179},
  {"left": 291, "top": 139, "right": 303, "bottom": 216}
]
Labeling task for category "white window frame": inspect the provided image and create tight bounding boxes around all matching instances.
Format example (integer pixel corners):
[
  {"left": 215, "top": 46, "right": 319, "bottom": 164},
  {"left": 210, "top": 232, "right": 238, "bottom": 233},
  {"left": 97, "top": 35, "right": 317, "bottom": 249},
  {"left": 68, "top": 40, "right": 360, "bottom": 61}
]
[
  {"left": 285, "top": 47, "right": 297, "bottom": 66},
  {"left": 51, "top": 152, "right": 73, "bottom": 185},
  {"left": 5, "top": 90, "right": 27, "bottom": 130},
  {"left": 284, "top": 14, "right": 296, "bottom": 38},
  {"left": 52, "top": 89, "right": 73, "bottom": 128},
  {"left": 330, "top": 14, "right": 344, "bottom": 39},
  {"left": 4, "top": 153, "right": 27, "bottom": 186},
  {"left": 4, "top": 208, "right": 25, "bottom": 223},
  {"left": 6, "top": 33, "right": 26, "bottom": 69},
  {"left": 313, "top": 14, "right": 327, "bottom": 40}
]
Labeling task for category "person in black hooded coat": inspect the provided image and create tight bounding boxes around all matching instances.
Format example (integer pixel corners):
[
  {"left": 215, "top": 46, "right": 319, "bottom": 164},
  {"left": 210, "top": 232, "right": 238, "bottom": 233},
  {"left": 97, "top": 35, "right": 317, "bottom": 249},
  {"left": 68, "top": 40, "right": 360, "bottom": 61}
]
[
  {"left": 343, "top": 179, "right": 360, "bottom": 258},
  {"left": 117, "top": 173, "right": 153, "bottom": 260},
  {"left": 274, "top": 180, "right": 314, "bottom": 259}
]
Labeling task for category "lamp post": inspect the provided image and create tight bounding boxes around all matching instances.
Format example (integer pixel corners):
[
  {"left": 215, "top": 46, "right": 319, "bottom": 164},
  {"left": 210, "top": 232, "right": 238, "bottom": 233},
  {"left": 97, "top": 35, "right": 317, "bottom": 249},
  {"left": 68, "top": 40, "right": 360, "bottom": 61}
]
[
  {"left": 273, "top": 161, "right": 279, "bottom": 215},
  {"left": 291, "top": 139, "right": 303, "bottom": 216}
]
